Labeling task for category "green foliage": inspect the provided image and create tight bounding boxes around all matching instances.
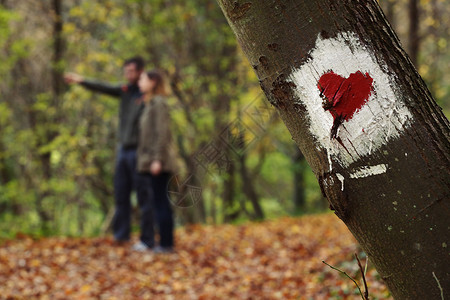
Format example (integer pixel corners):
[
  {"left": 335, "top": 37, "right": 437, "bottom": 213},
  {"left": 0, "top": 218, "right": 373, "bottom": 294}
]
[
  {"left": 379, "top": 0, "right": 450, "bottom": 115},
  {"left": 0, "top": 0, "right": 448, "bottom": 237}
]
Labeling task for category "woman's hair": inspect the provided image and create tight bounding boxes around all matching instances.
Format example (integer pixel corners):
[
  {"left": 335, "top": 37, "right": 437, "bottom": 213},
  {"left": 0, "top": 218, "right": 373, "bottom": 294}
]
[{"left": 146, "top": 70, "right": 169, "bottom": 96}]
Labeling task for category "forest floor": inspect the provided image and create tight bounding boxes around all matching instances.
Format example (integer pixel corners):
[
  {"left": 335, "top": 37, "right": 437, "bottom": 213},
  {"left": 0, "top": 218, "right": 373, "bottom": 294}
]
[{"left": 0, "top": 214, "right": 392, "bottom": 300}]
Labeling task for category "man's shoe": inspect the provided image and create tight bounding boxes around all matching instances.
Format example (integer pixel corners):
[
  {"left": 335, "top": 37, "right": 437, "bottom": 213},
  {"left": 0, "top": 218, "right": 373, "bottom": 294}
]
[{"left": 132, "top": 241, "right": 152, "bottom": 252}]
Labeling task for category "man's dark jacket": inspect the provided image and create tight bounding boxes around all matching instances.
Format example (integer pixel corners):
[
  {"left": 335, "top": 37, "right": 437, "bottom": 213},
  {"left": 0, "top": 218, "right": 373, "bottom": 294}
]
[{"left": 81, "top": 80, "right": 144, "bottom": 148}]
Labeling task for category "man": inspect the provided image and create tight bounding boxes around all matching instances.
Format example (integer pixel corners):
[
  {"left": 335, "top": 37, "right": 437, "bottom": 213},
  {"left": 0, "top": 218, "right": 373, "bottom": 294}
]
[{"left": 65, "top": 57, "right": 151, "bottom": 247}]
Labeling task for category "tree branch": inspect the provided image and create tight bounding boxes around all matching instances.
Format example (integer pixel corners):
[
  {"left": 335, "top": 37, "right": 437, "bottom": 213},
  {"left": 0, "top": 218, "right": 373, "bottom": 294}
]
[
  {"left": 355, "top": 253, "right": 369, "bottom": 300},
  {"left": 322, "top": 260, "right": 366, "bottom": 300}
]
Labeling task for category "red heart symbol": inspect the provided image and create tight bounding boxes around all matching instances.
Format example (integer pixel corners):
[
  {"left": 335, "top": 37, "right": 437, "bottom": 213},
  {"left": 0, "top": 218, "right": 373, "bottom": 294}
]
[{"left": 317, "top": 71, "right": 373, "bottom": 138}]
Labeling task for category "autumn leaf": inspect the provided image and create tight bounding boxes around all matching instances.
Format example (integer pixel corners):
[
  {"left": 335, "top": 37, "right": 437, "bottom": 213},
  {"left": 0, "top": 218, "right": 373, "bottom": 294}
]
[{"left": 0, "top": 214, "right": 392, "bottom": 299}]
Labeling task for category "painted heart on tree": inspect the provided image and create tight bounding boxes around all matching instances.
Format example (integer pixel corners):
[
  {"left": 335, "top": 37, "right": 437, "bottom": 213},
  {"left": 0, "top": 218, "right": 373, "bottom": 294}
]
[{"left": 317, "top": 71, "right": 373, "bottom": 138}]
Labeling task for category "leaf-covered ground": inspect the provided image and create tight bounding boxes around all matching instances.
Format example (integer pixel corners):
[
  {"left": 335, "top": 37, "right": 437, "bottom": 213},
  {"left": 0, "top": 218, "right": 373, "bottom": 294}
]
[{"left": 0, "top": 214, "right": 392, "bottom": 299}]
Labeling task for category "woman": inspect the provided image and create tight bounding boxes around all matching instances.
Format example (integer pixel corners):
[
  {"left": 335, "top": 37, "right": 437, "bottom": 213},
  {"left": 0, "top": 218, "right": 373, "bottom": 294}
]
[{"left": 134, "top": 70, "right": 178, "bottom": 252}]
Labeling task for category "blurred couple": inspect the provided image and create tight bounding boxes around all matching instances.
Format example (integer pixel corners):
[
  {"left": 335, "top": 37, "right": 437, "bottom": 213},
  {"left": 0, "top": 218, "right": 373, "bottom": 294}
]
[{"left": 65, "top": 57, "right": 178, "bottom": 253}]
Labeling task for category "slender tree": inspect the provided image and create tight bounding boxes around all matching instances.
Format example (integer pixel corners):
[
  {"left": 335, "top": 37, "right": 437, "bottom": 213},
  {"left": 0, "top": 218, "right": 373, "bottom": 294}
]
[
  {"left": 217, "top": 0, "right": 449, "bottom": 298},
  {"left": 380, "top": 0, "right": 396, "bottom": 30},
  {"left": 292, "top": 147, "right": 306, "bottom": 213},
  {"left": 36, "top": 0, "right": 65, "bottom": 230},
  {"left": 408, "top": 0, "right": 420, "bottom": 66}
]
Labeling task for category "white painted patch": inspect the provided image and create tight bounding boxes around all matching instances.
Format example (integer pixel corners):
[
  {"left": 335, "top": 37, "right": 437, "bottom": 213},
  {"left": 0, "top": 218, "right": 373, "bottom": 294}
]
[
  {"left": 288, "top": 31, "right": 413, "bottom": 168},
  {"left": 350, "top": 164, "right": 388, "bottom": 179},
  {"left": 336, "top": 173, "right": 345, "bottom": 191},
  {"left": 327, "top": 151, "right": 333, "bottom": 172}
]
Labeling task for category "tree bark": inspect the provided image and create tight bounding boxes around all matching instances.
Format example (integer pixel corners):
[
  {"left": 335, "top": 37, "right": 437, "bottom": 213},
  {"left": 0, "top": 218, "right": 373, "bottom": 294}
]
[{"left": 217, "top": 0, "right": 450, "bottom": 299}]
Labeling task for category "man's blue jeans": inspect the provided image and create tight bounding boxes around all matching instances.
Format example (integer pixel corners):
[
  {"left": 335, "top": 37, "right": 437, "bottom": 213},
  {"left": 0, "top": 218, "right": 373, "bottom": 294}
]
[{"left": 112, "top": 147, "right": 155, "bottom": 247}]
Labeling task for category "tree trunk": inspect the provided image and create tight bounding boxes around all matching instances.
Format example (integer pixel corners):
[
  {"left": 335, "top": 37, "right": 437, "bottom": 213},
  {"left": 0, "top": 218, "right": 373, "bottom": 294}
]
[
  {"left": 223, "top": 157, "right": 239, "bottom": 222},
  {"left": 237, "top": 143, "right": 264, "bottom": 220},
  {"left": 292, "top": 147, "right": 306, "bottom": 213},
  {"left": 408, "top": 0, "right": 420, "bottom": 66},
  {"left": 52, "top": 0, "right": 64, "bottom": 98},
  {"left": 217, "top": 0, "right": 449, "bottom": 299},
  {"left": 381, "top": 0, "right": 396, "bottom": 30},
  {"left": 36, "top": 0, "right": 65, "bottom": 231},
  {"left": 426, "top": 0, "right": 442, "bottom": 99}
]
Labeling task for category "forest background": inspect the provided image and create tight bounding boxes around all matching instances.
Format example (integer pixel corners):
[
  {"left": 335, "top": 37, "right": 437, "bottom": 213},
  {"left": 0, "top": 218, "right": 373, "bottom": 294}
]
[{"left": 0, "top": 0, "right": 448, "bottom": 238}]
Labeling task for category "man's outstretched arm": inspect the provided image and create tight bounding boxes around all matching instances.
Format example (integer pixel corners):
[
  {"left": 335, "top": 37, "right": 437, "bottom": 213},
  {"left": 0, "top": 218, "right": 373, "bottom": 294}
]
[{"left": 64, "top": 72, "right": 122, "bottom": 97}]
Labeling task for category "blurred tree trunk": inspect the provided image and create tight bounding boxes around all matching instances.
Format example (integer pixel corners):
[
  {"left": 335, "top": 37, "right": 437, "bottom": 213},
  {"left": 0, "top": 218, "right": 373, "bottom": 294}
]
[
  {"left": 238, "top": 154, "right": 264, "bottom": 220},
  {"left": 408, "top": 0, "right": 420, "bottom": 66},
  {"left": 211, "top": 40, "right": 238, "bottom": 223},
  {"left": 213, "top": 93, "right": 235, "bottom": 223},
  {"left": 223, "top": 154, "right": 239, "bottom": 222},
  {"left": 169, "top": 76, "right": 206, "bottom": 225},
  {"left": 90, "top": 158, "right": 114, "bottom": 216},
  {"left": 381, "top": 0, "right": 396, "bottom": 29},
  {"left": 193, "top": 175, "right": 207, "bottom": 223},
  {"left": 236, "top": 133, "right": 264, "bottom": 220},
  {"left": 43, "top": 0, "right": 65, "bottom": 227},
  {"left": 0, "top": 140, "right": 20, "bottom": 215},
  {"left": 217, "top": 0, "right": 450, "bottom": 299},
  {"left": 51, "top": 0, "right": 64, "bottom": 98},
  {"left": 35, "top": 0, "right": 65, "bottom": 231},
  {"left": 0, "top": 141, "right": 11, "bottom": 186},
  {"left": 426, "top": 0, "right": 442, "bottom": 99},
  {"left": 0, "top": 0, "right": 9, "bottom": 8},
  {"left": 41, "top": 0, "right": 64, "bottom": 180},
  {"left": 292, "top": 147, "right": 306, "bottom": 213}
]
